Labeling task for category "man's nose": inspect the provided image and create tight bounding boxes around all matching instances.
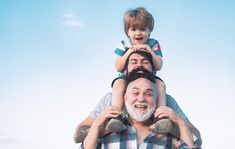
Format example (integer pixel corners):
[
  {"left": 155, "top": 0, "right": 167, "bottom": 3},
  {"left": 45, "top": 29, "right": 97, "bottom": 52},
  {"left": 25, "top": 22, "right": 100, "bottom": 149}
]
[
  {"left": 137, "top": 94, "right": 146, "bottom": 102},
  {"left": 136, "top": 62, "right": 142, "bottom": 67}
]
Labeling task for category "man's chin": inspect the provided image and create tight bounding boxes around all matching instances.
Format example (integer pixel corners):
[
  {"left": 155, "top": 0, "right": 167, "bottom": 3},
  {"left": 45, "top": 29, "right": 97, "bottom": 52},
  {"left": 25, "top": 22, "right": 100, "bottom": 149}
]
[
  {"left": 126, "top": 106, "right": 155, "bottom": 122},
  {"left": 133, "top": 114, "right": 151, "bottom": 122}
]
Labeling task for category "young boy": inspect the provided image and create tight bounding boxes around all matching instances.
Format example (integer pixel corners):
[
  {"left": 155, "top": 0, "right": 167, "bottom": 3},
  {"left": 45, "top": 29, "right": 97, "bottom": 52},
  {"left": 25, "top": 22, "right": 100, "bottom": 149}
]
[{"left": 105, "top": 7, "right": 173, "bottom": 134}]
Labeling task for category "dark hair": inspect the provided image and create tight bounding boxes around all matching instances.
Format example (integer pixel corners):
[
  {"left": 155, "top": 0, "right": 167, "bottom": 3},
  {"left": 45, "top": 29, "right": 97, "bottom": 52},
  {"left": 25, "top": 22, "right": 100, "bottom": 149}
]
[{"left": 126, "top": 70, "right": 156, "bottom": 87}]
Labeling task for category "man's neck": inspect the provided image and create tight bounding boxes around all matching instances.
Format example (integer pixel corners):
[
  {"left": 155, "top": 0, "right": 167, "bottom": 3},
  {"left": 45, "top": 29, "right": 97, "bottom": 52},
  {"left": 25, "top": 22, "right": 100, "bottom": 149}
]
[
  {"left": 129, "top": 118, "right": 153, "bottom": 147},
  {"left": 129, "top": 117, "right": 152, "bottom": 126}
]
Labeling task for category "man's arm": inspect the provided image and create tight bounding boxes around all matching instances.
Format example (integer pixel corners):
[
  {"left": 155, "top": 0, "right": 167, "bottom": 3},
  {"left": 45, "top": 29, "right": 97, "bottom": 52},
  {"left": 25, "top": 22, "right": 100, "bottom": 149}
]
[
  {"left": 166, "top": 94, "right": 202, "bottom": 145},
  {"left": 73, "top": 116, "right": 94, "bottom": 143},
  {"left": 83, "top": 118, "right": 101, "bottom": 149},
  {"left": 83, "top": 106, "right": 122, "bottom": 149},
  {"left": 73, "top": 92, "right": 112, "bottom": 143},
  {"left": 155, "top": 106, "right": 195, "bottom": 147},
  {"left": 188, "top": 122, "right": 202, "bottom": 145}
]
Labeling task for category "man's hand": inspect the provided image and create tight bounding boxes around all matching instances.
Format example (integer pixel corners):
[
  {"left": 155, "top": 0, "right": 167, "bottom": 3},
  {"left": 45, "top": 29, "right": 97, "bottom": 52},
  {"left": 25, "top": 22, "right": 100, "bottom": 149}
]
[
  {"left": 93, "top": 106, "right": 122, "bottom": 130},
  {"left": 154, "top": 106, "right": 181, "bottom": 124},
  {"left": 154, "top": 106, "right": 195, "bottom": 146}
]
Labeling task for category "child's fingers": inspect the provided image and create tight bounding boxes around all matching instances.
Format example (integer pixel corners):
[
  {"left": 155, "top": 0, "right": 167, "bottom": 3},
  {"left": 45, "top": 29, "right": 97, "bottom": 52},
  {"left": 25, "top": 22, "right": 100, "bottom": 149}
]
[{"left": 139, "top": 48, "right": 148, "bottom": 52}]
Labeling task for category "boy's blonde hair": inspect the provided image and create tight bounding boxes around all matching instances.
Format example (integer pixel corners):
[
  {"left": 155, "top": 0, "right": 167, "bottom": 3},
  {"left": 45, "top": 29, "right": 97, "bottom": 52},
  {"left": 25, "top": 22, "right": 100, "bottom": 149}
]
[{"left": 123, "top": 7, "right": 154, "bottom": 36}]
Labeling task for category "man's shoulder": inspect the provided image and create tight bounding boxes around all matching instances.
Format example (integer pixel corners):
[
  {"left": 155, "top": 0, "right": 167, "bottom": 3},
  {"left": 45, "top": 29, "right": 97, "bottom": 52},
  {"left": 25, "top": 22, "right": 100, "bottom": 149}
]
[
  {"left": 100, "top": 92, "right": 112, "bottom": 104},
  {"left": 166, "top": 94, "right": 174, "bottom": 101}
]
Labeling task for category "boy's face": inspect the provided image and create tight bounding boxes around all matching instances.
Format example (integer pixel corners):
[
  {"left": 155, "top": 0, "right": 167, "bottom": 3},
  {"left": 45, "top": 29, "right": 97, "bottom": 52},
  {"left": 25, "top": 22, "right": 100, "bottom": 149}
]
[{"left": 127, "top": 26, "right": 150, "bottom": 45}]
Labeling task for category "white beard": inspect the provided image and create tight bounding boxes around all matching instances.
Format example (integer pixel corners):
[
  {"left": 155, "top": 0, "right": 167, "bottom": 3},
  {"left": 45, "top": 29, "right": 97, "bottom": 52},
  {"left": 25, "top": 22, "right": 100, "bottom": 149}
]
[{"left": 125, "top": 103, "right": 156, "bottom": 122}]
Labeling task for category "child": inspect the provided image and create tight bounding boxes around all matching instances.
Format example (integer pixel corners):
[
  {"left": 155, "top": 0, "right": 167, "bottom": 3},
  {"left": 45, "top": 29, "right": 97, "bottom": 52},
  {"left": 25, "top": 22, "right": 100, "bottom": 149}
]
[{"left": 105, "top": 7, "right": 173, "bottom": 134}]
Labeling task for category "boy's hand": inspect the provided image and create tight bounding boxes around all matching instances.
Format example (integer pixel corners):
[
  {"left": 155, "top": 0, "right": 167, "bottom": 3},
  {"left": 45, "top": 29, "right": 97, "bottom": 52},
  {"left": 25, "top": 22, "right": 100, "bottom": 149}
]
[{"left": 131, "top": 44, "right": 151, "bottom": 52}]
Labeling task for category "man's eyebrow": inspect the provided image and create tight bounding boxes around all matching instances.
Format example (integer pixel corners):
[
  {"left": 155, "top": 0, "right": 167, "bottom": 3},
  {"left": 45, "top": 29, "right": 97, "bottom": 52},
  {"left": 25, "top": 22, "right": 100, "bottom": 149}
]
[
  {"left": 141, "top": 58, "right": 148, "bottom": 61},
  {"left": 132, "top": 87, "right": 140, "bottom": 90},
  {"left": 146, "top": 88, "right": 154, "bottom": 92},
  {"left": 129, "top": 58, "right": 147, "bottom": 61}
]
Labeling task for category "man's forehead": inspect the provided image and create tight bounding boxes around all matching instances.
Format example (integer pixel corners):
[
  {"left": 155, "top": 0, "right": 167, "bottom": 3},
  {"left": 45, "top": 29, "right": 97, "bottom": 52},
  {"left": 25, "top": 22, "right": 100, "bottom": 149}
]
[
  {"left": 129, "top": 53, "right": 147, "bottom": 60},
  {"left": 127, "top": 78, "right": 155, "bottom": 91}
]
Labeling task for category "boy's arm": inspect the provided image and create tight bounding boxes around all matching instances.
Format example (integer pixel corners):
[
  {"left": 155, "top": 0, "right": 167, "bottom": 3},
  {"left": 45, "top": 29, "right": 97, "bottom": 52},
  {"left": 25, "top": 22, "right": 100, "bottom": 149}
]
[
  {"left": 148, "top": 47, "right": 163, "bottom": 71},
  {"left": 115, "top": 48, "right": 135, "bottom": 72},
  {"left": 143, "top": 44, "right": 162, "bottom": 71},
  {"left": 131, "top": 44, "right": 163, "bottom": 71}
]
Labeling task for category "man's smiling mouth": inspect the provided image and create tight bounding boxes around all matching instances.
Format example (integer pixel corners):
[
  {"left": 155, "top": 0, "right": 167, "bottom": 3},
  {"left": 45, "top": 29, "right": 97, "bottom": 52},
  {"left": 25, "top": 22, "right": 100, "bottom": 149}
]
[{"left": 134, "top": 104, "right": 148, "bottom": 109}]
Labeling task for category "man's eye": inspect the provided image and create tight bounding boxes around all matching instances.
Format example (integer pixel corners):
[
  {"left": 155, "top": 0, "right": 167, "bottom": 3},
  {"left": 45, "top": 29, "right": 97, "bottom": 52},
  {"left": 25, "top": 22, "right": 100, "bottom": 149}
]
[
  {"left": 130, "top": 60, "right": 137, "bottom": 64},
  {"left": 133, "top": 92, "right": 139, "bottom": 96},
  {"left": 143, "top": 61, "right": 149, "bottom": 65},
  {"left": 145, "top": 93, "right": 153, "bottom": 97}
]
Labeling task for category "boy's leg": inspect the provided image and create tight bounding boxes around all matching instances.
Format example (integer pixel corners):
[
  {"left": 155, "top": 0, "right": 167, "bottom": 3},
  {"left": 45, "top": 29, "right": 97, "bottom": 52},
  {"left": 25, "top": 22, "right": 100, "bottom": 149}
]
[
  {"left": 105, "top": 79, "right": 127, "bottom": 132},
  {"left": 111, "top": 79, "right": 126, "bottom": 110},
  {"left": 155, "top": 78, "right": 167, "bottom": 106},
  {"left": 150, "top": 79, "right": 173, "bottom": 133}
]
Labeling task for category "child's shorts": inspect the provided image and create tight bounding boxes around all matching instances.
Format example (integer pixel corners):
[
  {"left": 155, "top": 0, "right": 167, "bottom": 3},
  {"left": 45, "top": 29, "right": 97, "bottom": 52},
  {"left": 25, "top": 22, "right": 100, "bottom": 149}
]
[{"left": 111, "top": 74, "right": 127, "bottom": 88}]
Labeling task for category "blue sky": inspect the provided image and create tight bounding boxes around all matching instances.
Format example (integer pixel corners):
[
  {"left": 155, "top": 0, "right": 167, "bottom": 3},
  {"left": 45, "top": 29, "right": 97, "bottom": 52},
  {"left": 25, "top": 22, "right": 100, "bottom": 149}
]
[{"left": 0, "top": 0, "right": 234, "bottom": 148}]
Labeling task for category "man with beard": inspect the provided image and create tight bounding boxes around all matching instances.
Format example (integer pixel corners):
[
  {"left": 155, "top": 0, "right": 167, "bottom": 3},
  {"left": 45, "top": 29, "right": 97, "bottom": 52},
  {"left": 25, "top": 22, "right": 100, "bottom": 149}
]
[
  {"left": 73, "top": 50, "right": 202, "bottom": 145},
  {"left": 82, "top": 71, "right": 201, "bottom": 148}
]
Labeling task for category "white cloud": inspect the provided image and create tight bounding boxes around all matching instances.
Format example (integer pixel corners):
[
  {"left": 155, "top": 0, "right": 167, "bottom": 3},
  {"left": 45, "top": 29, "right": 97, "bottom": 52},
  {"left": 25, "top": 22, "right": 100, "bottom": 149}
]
[
  {"left": 62, "top": 12, "right": 84, "bottom": 29},
  {"left": 63, "top": 19, "right": 83, "bottom": 28},
  {"left": 63, "top": 13, "right": 77, "bottom": 19}
]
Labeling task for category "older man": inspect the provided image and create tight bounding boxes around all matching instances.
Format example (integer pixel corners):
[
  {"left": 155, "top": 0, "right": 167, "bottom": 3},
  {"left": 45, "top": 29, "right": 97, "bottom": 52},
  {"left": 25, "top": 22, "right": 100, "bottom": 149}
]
[
  {"left": 74, "top": 51, "right": 202, "bottom": 144},
  {"left": 83, "top": 71, "right": 200, "bottom": 148}
]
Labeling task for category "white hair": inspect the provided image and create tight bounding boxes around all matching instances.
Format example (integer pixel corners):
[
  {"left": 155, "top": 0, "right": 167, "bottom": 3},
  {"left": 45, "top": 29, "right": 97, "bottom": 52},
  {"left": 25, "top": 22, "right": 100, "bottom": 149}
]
[{"left": 125, "top": 103, "right": 156, "bottom": 122}]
